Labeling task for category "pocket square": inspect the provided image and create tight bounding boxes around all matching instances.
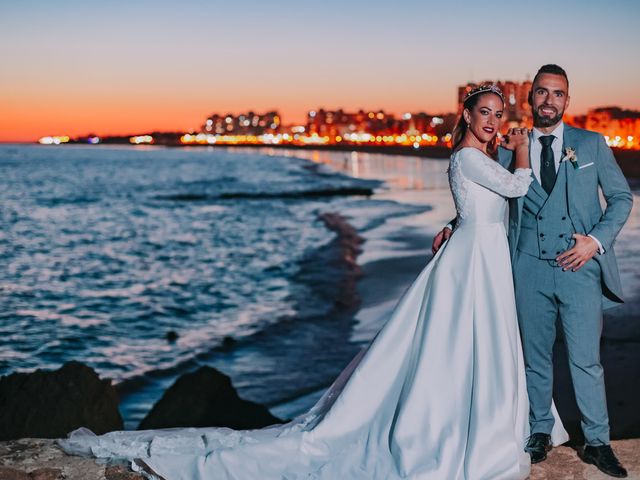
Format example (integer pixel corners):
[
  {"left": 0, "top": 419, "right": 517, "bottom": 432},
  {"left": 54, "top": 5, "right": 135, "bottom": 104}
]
[{"left": 578, "top": 162, "right": 594, "bottom": 169}]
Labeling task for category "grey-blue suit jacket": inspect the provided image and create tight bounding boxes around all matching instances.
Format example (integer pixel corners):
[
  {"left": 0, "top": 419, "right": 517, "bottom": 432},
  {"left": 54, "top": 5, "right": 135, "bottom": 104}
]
[{"left": 497, "top": 125, "right": 633, "bottom": 309}]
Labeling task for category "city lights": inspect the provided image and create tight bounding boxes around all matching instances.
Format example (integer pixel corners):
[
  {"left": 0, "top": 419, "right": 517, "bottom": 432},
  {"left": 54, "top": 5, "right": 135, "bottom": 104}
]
[
  {"left": 38, "top": 136, "right": 70, "bottom": 145},
  {"left": 129, "top": 135, "right": 154, "bottom": 144},
  {"left": 34, "top": 87, "right": 640, "bottom": 151}
]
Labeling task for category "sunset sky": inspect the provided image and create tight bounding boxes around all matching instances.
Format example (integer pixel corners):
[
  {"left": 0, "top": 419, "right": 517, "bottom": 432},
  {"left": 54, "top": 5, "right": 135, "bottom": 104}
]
[{"left": 1, "top": 0, "right": 639, "bottom": 142}]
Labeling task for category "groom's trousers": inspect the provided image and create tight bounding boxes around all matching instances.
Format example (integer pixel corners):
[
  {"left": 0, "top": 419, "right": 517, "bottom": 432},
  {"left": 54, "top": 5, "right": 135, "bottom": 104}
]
[{"left": 513, "top": 250, "right": 610, "bottom": 446}]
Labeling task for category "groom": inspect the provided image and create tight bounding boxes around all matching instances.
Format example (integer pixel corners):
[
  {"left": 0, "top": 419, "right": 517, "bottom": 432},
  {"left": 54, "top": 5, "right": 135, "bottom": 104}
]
[{"left": 433, "top": 65, "right": 633, "bottom": 477}]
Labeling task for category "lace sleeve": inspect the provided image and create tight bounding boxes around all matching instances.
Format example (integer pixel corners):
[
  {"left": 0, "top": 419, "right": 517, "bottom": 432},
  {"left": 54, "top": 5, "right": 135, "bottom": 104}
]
[{"left": 458, "top": 148, "right": 532, "bottom": 198}]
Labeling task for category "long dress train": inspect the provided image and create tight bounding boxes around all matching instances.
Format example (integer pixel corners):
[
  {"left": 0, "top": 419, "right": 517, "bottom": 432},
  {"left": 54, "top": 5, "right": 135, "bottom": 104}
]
[{"left": 60, "top": 147, "right": 569, "bottom": 479}]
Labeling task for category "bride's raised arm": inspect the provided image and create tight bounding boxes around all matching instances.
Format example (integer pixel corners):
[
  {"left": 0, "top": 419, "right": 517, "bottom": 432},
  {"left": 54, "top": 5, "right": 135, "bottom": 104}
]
[{"left": 458, "top": 148, "right": 532, "bottom": 198}]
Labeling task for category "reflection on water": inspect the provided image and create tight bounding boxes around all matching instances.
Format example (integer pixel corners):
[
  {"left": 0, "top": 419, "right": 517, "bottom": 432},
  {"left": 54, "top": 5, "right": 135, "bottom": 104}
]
[
  {"left": 262, "top": 147, "right": 640, "bottom": 302},
  {"left": 256, "top": 148, "right": 451, "bottom": 191}
]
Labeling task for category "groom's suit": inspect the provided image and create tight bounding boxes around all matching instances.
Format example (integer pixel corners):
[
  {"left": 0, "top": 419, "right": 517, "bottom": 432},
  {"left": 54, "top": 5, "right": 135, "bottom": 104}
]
[{"left": 498, "top": 123, "right": 632, "bottom": 445}]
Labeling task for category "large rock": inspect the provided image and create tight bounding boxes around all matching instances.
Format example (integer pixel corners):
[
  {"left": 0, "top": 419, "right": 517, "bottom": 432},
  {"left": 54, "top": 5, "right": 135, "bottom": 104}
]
[
  {"left": 139, "top": 367, "right": 283, "bottom": 430},
  {"left": 0, "top": 362, "right": 123, "bottom": 441}
]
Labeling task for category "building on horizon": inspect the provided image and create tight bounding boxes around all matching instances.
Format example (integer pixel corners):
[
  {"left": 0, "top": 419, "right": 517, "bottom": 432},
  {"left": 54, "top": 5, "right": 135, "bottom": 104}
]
[
  {"left": 194, "top": 100, "right": 640, "bottom": 151},
  {"left": 202, "top": 111, "right": 281, "bottom": 136},
  {"left": 306, "top": 108, "right": 399, "bottom": 137},
  {"left": 584, "top": 107, "right": 640, "bottom": 149},
  {"left": 305, "top": 108, "right": 456, "bottom": 139}
]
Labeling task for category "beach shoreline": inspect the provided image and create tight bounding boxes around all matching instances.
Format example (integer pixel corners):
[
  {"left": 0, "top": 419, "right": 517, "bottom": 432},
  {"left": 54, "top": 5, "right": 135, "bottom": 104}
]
[
  {"left": 1, "top": 144, "right": 638, "bottom": 443},
  {"left": 268, "top": 147, "right": 640, "bottom": 443},
  {"left": 6, "top": 140, "right": 640, "bottom": 178},
  {"left": 263, "top": 149, "right": 462, "bottom": 419},
  {"left": 1, "top": 145, "right": 639, "bottom": 478}
]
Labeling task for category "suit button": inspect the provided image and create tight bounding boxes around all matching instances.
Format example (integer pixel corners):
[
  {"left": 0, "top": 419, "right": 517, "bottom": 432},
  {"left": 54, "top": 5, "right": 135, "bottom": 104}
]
[
  {"left": 539, "top": 233, "right": 545, "bottom": 237},
  {"left": 559, "top": 234, "right": 564, "bottom": 238},
  {"left": 556, "top": 251, "right": 561, "bottom": 254},
  {"left": 541, "top": 250, "right": 547, "bottom": 254},
  {"left": 538, "top": 216, "right": 543, "bottom": 220},
  {"left": 562, "top": 216, "right": 567, "bottom": 220}
]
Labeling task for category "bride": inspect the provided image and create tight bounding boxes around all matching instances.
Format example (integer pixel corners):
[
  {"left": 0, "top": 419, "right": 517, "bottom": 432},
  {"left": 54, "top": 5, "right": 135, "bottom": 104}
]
[{"left": 60, "top": 85, "right": 568, "bottom": 479}]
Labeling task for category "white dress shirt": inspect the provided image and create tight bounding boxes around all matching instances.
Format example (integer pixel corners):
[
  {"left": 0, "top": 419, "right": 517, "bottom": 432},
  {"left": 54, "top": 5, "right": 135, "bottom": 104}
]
[{"left": 530, "top": 122, "right": 564, "bottom": 185}]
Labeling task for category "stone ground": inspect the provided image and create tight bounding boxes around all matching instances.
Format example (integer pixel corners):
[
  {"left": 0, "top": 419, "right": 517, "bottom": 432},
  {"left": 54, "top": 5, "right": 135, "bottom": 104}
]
[
  {"left": 0, "top": 439, "right": 142, "bottom": 480},
  {"left": 530, "top": 439, "right": 640, "bottom": 479},
  {"left": 0, "top": 438, "right": 638, "bottom": 479}
]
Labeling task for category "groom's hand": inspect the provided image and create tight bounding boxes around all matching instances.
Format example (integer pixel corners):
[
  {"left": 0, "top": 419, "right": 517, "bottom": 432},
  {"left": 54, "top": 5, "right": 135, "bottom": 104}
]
[
  {"left": 432, "top": 227, "right": 452, "bottom": 254},
  {"left": 556, "top": 234, "right": 599, "bottom": 271}
]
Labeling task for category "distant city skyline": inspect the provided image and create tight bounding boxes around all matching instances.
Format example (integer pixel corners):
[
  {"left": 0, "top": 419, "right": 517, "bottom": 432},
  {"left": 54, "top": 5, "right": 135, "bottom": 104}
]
[{"left": 1, "top": 0, "right": 639, "bottom": 142}]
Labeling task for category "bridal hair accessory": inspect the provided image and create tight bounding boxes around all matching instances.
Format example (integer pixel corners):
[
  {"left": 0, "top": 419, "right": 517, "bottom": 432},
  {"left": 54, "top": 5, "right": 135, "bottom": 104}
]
[
  {"left": 464, "top": 84, "right": 504, "bottom": 102},
  {"left": 563, "top": 146, "right": 579, "bottom": 169}
]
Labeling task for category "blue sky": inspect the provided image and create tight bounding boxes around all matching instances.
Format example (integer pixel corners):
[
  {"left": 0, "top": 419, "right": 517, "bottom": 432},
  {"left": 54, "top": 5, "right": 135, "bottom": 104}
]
[{"left": 1, "top": 0, "right": 638, "bottom": 139}]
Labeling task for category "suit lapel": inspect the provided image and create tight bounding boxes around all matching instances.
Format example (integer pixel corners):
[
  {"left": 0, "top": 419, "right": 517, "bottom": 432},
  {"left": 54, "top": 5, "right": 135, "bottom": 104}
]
[
  {"left": 529, "top": 173, "right": 548, "bottom": 198},
  {"left": 522, "top": 130, "right": 545, "bottom": 199},
  {"left": 562, "top": 125, "right": 580, "bottom": 217},
  {"left": 514, "top": 132, "right": 534, "bottom": 220},
  {"left": 509, "top": 132, "right": 530, "bottom": 256}
]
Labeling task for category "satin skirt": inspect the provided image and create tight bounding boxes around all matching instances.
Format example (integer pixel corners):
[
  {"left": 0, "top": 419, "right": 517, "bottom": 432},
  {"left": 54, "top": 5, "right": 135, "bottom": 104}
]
[{"left": 60, "top": 222, "right": 568, "bottom": 479}]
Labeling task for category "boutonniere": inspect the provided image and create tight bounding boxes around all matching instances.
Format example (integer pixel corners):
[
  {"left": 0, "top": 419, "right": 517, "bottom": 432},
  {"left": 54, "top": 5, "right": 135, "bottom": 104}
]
[{"left": 563, "top": 147, "right": 579, "bottom": 169}]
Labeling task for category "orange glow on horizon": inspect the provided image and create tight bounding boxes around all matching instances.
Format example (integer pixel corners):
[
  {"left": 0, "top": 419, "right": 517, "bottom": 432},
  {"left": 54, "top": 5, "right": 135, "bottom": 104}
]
[
  {"left": 3, "top": 99, "right": 633, "bottom": 144},
  {"left": 2, "top": 85, "right": 640, "bottom": 144},
  {"left": 1, "top": 96, "right": 458, "bottom": 143},
  {"left": 2, "top": 2, "right": 639, "bottom": 144}
]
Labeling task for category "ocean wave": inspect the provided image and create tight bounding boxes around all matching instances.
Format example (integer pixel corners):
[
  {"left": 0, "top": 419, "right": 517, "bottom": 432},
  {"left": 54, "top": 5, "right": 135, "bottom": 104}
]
[
  {"left": 154, "top": 187, "right": 375, "bottom": 202},
  {"left": 15, "top": 309, "right": 106, "bottom": 328},
  {"left": 38, "top": 197, "right": 100, "bottom": 206}
]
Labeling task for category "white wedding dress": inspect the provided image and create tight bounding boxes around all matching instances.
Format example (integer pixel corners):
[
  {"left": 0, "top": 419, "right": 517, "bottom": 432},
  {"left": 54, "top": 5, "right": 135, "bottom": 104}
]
[{"left": 60, "top": 147, "right": 568, "bottom": 479}]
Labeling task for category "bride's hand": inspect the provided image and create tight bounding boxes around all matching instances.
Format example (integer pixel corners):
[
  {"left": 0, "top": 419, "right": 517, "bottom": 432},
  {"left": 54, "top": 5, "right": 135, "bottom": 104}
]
[{"left": 501, "top": 128, "right": 529, "bottom": 151}]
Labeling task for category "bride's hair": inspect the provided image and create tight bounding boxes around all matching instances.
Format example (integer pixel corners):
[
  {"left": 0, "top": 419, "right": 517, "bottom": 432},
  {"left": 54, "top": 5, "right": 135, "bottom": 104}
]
[{"left": 451, "top": 90, "right": 504, "bottom": 156}]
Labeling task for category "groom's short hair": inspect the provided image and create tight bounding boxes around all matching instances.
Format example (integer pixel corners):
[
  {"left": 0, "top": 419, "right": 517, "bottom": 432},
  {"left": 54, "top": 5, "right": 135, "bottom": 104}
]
[{"left": 532, "top": 64, "right": 569, "bottom": 87}]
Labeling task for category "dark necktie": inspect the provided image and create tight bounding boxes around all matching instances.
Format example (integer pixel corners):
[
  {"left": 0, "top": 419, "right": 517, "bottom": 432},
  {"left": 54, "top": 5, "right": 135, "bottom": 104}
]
[{"left": 539, "top": 135, "right": 556, "bottom": 194}]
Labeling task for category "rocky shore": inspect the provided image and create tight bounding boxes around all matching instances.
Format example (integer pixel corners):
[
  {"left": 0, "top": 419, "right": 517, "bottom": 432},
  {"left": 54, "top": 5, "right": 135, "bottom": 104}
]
[
  {"left": 0, "top": 438, "right": 144, "bottom": 480},
  {"left": 0, "top": 362, "right": 282, "bottom": 442},
  {"left": 1, "top": 437, "right": 638, "bottom": 479},
  {"left": 1, "top": 363, "right": 638, "bottom": 478}
]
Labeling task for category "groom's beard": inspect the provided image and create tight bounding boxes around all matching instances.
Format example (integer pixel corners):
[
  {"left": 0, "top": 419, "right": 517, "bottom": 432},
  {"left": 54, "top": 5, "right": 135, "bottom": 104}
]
[{"left": 533, "top": 106, "right": 564, "bottom": 128}]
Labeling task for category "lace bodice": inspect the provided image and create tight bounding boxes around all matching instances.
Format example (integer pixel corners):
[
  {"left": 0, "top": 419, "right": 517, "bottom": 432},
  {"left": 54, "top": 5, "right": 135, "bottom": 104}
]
[{"left": 448, "top": 147, "right": 532, "bottom": 227}]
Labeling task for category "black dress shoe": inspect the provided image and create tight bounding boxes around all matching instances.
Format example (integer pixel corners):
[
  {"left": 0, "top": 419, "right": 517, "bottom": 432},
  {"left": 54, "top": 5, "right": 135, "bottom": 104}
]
[
  {"left": 525, "top": 432, "right": 552, "bottom": 464},
  {"left": 581, "top": 445, "right": 628, "bottom": 478}
]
